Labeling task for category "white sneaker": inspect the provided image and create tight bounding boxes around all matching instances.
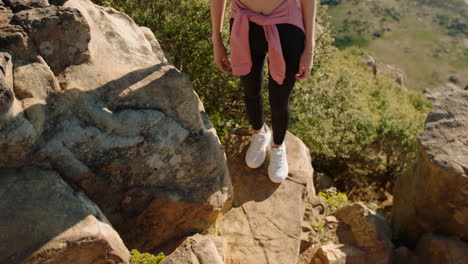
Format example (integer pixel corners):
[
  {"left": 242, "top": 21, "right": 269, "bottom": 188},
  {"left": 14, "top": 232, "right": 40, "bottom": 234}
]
[
  {"left": 268, "top": 143, "right": 288, "bottom": 183},
  {"left": 245, "top": 125, "right": 272, "bottom": 168}
]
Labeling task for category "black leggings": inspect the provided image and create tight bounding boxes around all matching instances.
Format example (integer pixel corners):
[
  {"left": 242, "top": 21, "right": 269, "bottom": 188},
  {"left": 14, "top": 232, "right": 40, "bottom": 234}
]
[{"left": 229, "top": 18, "right": 305, "bottom": 145}]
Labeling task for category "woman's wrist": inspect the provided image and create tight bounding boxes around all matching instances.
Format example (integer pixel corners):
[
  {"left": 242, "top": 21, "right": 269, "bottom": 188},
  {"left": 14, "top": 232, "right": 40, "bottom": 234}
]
[
  {"left": 304, "top": 38, "right": 315, "bottom": 52},
  {"left": 303, "top": 45, "right": 314, "bottom": 54},
  {"left": 211, "top": 33, "right": 223, "bottom": 43}
]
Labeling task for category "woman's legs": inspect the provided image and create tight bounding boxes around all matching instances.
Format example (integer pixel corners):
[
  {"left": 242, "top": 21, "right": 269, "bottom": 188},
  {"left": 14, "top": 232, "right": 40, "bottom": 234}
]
[
  {"left": 229, "top": 19, "right": 305, "bottom": 144},
  {"left": 268, "top": 23, "right": 305, "bottom": 145},
  {"left": 241, "top": 28, "right": 268, "bottom": 131},
  {"left": 230, "top": 18, "right": 269, "bottom": 132}
]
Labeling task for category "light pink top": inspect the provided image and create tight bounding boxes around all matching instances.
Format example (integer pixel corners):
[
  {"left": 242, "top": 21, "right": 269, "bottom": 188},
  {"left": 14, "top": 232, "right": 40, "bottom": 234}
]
[{"left": 230, "top": 0, "right": 305, "bottom": 85}]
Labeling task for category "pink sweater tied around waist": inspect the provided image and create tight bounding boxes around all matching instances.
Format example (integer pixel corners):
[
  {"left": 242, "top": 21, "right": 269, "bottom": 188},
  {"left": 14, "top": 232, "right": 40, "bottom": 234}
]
[{"left": 229, "top": 0, "right": 305, "bottom": 85}]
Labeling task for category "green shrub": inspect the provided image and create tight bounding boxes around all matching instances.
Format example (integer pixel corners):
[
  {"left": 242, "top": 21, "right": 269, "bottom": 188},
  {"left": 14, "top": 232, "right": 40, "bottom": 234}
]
[
  {"left": 318, "top": 187, "right": 351, "bottom": 214},
  {"left": 290, "top": 44, "right": 431, "bottom": 188},
  {"left": 130, "top": 249, "right": 165, "bottom": 264}
]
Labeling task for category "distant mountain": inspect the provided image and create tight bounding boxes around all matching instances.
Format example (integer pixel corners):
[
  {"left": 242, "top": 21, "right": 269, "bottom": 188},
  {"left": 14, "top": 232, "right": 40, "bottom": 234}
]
[{"left": 323, "top": 0, "right": 468, "bottom": 90}]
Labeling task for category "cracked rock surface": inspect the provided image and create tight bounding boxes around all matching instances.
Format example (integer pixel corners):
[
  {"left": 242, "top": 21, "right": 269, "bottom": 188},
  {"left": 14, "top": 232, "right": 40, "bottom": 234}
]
[
  {"left": 0, "top": 0, "right": 231, "bottom": 260},
  {"left": 220, "top": 129, "right": 315, "bottom": 264},
  {"left": 0, "top": 167, "right": 130, "bottom": 264}
]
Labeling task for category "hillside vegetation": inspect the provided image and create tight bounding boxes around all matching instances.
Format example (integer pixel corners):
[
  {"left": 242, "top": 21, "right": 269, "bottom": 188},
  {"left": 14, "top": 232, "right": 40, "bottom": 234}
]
[{"left": 325, "top": 0, "right": 468, "bottom": 90}]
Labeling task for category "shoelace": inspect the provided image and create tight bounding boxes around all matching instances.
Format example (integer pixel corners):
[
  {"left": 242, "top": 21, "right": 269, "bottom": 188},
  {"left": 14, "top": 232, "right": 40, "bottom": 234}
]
[
  {"left": 271, "top": 147, "right": 286, "bottom": 167},
  {"left": 251, "top": 133, "right": 267, "bottom": 152}
]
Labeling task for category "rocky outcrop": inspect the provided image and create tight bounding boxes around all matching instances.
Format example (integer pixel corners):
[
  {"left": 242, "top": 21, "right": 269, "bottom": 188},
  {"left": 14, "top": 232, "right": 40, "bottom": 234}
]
[
  {"left": 163, "top": 129, "right": 320, "bottom": 264},
  {"left": 163, "top": 234, "right": 224, "bottom": 264},
  {"left": 311, "top": 203, "right": 394, "bottom": 264},
  {"left": 391, "top": 246, "right": 418, "bottom": 264},
  {"left": 4, "top": 0, "right": 49, "bottom": 12},
  {"left": 392, "top": 90, "right": 468, "bottom": 246},
  {"left": 0, "top": 0, "right": 231, "bottom": 259},
  {"left": 0, "top": 167, "right": 130, "bottom": 264},
  {"left": 359, "top": 54, "right": 375, "bottom": 68},
  {"left": 373, "top": 62, "right": 407, "bottom": 87},
  {"left": 14, "top": 5, "right": 92, "bottom": 74},
  {"left": 313, "top": 243, "right": 366, "bottom": 264},
  {"left": 415, "top": 233, "right": 468, "bottom": 264},
  {"left": 0, "top": 52, "right": 14, "bottom": 115},
  {"left": 423, "top": 82, "right": 461, "bottom": 102},
  {"left": 359, "top": 55, "right": 407, "bottom": 89},
  {"left": 333, "top": 203, "right": 393, "bottom": 255},
  {"left": 219, "top": 130, "right": 315, "bottom": 264}
]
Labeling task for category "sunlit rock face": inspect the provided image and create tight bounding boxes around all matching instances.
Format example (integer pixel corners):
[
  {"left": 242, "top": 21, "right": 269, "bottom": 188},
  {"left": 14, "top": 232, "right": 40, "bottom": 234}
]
[
  {"left": 0, "top": 0, "right": 231, "bottom": 258},
  {"left": 392, "top": 90, "right": 468, "bottom": 246}
]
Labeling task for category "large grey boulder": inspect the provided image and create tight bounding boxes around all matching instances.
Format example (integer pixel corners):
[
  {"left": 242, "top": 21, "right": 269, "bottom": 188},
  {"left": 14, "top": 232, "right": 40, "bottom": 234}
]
[
  {"left": 312, "top": 243, "right": 366, "bottom": 264},
  {"left": 392, "top": 90, "right": 468, "bottom": 245},
  {"left": 0, "top": 167, "right": 130, "bottom": 264},
  {"left": 14, "top": 5, "right": 92, "bottom": 74},
  {"left": 0, "top": 0, "right": 231, "bottom": 254}
]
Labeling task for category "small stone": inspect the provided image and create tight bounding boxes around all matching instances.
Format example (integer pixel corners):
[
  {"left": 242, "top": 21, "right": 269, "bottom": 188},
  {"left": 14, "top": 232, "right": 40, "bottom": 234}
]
[{"left": 325, "top": 216, "right": 339, "bottom": 223}]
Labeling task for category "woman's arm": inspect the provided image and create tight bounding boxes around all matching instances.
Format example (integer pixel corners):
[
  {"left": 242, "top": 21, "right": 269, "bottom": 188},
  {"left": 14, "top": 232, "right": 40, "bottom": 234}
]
[
  {"left": 296, "top": 0, "right": 317, "bottom": 80},
  {"left": 210, "top": 0, "right": 232, "bottom": 73},
  {"left": 210, "top": 0, "right": 227, "bottom": 43},
  {"left": 302, "top": 0, "right": 317, "bottom": 52}
]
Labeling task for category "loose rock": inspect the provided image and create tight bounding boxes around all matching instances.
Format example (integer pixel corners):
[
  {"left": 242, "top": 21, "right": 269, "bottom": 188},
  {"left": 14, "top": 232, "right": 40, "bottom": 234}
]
[{"left": 0, "top": 167, "right": 130, "bottom": 264}]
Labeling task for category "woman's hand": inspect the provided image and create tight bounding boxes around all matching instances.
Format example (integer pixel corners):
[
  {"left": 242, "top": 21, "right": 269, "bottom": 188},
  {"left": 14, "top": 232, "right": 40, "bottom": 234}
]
[
  {"left": 213, "top": 41, "right": 232, "bottom": 73},
  {"left": 295, "top": 49, "right": 314, "bottom": 80}
]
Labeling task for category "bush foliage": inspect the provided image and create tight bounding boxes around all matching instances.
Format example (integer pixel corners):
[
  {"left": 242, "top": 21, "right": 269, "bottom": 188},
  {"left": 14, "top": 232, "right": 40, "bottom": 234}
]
[
  {"left": 92, "top": 0, "right": 431, "bottom": 189},
  {"left": 318, "top": 187, "right": 351, "bottom": 214},
  {"left": 130, "top": 249, "right": 165, "bottom": 264},
  {"left": 290, "top": 45, "right": 431, "bottom": 187}
]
